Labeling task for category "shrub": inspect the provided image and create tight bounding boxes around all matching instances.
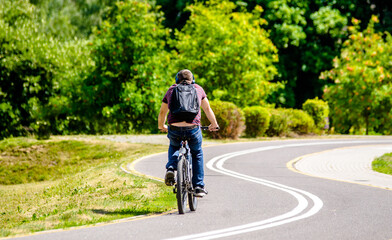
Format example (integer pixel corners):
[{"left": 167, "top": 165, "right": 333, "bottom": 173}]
[
  {"left": 243, "top": 106, "right": 270, "bottom": 137},
  {"left": 266, "top": 108, "right": 290, "bottom": 137},
  {"left": 286, "top": 109, "right": 315, "bottom": 134},
  {"left": 302, "top": 97, "right": 329, "bottom": 130},
  {"left": 201, "top": 100, "right": 244, "bottom": 139},
  {"left": 266, "top": 108, "right": 315, "bottom": 136},
  {"left": 33, "top": 121, "right": 51, "bottom": 140}
]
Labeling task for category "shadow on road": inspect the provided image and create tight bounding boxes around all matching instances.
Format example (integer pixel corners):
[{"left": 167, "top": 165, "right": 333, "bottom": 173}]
[{"left": 91, "top": 209, "right": 150, "bottom": 216}]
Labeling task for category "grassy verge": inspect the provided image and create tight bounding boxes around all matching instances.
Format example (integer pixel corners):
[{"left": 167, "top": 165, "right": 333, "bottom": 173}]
[
  {"left": 372, "top": 152, "right": 392, "bottom": 176},
  {"left": 0, "top": 137, "right": 176, "bottom": 237}
]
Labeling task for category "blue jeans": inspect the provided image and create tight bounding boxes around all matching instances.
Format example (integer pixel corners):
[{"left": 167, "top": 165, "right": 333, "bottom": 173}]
[{"left": 166, "top": 126, "right": 204, "bottom": 188}]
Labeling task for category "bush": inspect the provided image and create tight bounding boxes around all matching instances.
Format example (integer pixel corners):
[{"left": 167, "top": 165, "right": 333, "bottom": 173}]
[
  {"left": 287, "top": 109, "right": 315, "bottom": 134},
  {"left": 266, "top": 108, "right": 315, "bottom": 136},
  {"left": 243, "top": 106, "right": 270, "bottom": 137},
  {"left": 201, "top": 100, "right": 244, "bottom": 139},
  {"left": 266, "top": 108, "right": 290, "bottom": 137},
  {"left": 33, "top": 121, "right": 51, "bottom": 140},
  {"left": 302, "top": 97, "right": 329, "bottom": 130}
]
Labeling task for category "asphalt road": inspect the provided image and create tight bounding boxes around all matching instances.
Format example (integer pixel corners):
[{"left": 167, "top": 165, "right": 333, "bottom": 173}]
[{"left": 9, "top": 138, "right": 392, "bottom": 240}]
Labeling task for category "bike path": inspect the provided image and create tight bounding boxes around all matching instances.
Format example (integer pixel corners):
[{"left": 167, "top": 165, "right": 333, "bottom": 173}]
[{"left": 8, "top": 138, "right": 392, "bottom": 240}]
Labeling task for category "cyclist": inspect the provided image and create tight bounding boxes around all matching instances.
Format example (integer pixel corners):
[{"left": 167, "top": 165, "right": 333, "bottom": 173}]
[{"left": 158, "top": 69, "right": 219, "bottom": 197}]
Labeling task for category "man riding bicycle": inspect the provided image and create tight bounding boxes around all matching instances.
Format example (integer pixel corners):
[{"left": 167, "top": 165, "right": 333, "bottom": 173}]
[{"left": 158, "top": 69, "right": 219, "bottom": 197}]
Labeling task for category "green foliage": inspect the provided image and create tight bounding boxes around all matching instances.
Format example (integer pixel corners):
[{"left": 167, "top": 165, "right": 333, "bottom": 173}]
[
  {"left": 259, "top": 0, "right": 349, "bottom": 107},
  {"left": 172, "top": 0, "right": 282, "bottom": 107},
  {"left": 2, "top": 0, "right": 392, "bottom": 137},
  {"left": 322, "top": 16, "right": 392, "bottom": 134},
  {"left": 264, "top": 0, "right": 307, "bottom": 48},
  {"left": 157, "top": 0, "right": 392, "bottom": 109},
  {"left": 310, "top": 6, "right": 348, "bottom": 38},
  {"left": 266, "top": 108, "right": 314, "bottom": 136},
  {"left": 243, "top": 106, "right": 270, "bottom": 137},
  {"left": 32, "top": 121, "right": 51, "bottom": 140},
  {"left": 77, "top": 0, "right": 172, "bottom": 133},
  {"left": 31, "top": 0, "right": 117, "bottom": 40},
  {"left": 201, "top": 100, "right": 245, "bottom": 139},
  {"left": 0, "top": 0, "right": 92, "bottom": 139},
  {"left": 286, "top": 109, "right": 315, "bottom": 134},
  {"left": 302, "top": 97, "right": 329, "bottom": 130},
  {"left": 266, "top": 108, "right": 290, "bottom": 137}
]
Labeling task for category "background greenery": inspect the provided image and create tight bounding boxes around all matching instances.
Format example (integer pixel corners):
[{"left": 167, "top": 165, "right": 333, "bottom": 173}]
[
  {"left": 2, "top": 1, "right": 391, "bottom": 235},
  {"left": 1, "top": 0, "right": 392, "bottom": 138}
]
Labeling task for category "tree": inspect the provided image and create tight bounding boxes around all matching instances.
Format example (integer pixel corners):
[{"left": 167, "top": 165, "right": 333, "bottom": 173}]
[
  {"left": 30, "top": 0, "right": 121, "bottom": 40},
  {"left": 154, "top": 0, "right": 392, "bottom": 108},
  {"left": 172, "top": 0, "right": 282, "bottom": 107},
  {"left": 322, "top": 16, "right": 392, "bottom": 134},
  {"left": 0, "top": 0, "right": 91, "bottom": 139},
  {"left": 77, "top": 0, "right": 172, "bottom": 133},
  {"left": 260, "top": 0, "right": 348, "bottom": 107}
]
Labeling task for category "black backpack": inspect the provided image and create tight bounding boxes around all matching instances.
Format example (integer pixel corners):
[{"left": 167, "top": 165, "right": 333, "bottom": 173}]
[{"left": 169, "top": 82, "right": 199, "bottom": 122}]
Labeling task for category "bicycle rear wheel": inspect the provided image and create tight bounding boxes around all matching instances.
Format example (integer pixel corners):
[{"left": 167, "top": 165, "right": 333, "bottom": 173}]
[{"left": 176, "top": 156, "right": 187, "bottom": 214}]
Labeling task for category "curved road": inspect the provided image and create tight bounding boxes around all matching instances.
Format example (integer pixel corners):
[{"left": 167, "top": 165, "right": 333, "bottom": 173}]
[{"left": 10, "top": 138, "right": 392, "bottom": 240}]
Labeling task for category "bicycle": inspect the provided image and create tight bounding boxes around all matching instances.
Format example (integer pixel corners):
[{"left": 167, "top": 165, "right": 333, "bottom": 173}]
[{"left": 172, "top": 126, "right": 215, "bottom": 214}]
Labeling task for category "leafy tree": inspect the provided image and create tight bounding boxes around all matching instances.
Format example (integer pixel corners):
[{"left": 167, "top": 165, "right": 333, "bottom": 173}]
[
  {"left": 154, "top": 0, "right": 392, "bottom": 108},
  {"left": 30, "top": 0, "right": 121, "bottom": 40},
  {"left": 261, "top": 0, "right": 348, "bottom": 107},
  {"left": 172, "top": 0, "right": 282, "bottom": 107},
  {"left": 77, "top": 0, "right": 172, "bottom": 133},
  {"left": 264, "top": 0, "right": 308, "bottom": 49},
  {"left": 0, "top": 0, "right": 91, "bottom": 139},
  {"left": 322, "top": 16, "right": 392, "bottom": 135}
]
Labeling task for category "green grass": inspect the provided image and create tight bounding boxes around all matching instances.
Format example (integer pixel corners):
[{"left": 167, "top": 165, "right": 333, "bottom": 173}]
[
  {"left": 0, "top": 138, "right": 125, "bottom": 185},
  {"left": 0, "top": 137, "right": 176, "bottom": 237},
  {"left": 372, "top": 152, "right": 392, "bottom": 175}
]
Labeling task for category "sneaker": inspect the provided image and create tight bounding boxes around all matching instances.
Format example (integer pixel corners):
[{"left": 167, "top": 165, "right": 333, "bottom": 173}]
[
  {"left": 194, "top": 186, "right": 208, "bottom": 197},
  {"left": 165, "top": 168, "right": 175, "bottom": 186}
]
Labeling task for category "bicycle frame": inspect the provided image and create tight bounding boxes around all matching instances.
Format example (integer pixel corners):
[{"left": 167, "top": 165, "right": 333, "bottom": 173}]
[{"left": 179, "top": 141, "right": 193, "bottom": 191}]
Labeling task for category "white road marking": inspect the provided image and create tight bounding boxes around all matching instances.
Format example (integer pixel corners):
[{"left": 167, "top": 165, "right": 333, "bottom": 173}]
[{"left": 167, "top": 140, "right": 392, "bottom": 240}]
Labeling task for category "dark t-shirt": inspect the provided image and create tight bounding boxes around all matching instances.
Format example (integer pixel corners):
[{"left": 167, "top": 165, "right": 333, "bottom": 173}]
[{"left": 162, "top": 84, "right": 207, "bottom": 125}]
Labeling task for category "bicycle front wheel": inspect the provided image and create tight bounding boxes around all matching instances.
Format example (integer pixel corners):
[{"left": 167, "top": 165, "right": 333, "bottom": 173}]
[
  {"left": 176, "top": 156, "right": 187, "bottom": 214},
  {"left": 188, "top": 190, "right": 197, "bottom": 211}
]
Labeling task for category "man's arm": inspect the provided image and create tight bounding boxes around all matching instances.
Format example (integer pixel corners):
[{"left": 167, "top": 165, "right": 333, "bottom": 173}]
[
  {"left": 158, "top": 102, "right": 169, "bottom": 132},
  {"left": 201, "top": 98, "right": 219, "bottom": 131}
]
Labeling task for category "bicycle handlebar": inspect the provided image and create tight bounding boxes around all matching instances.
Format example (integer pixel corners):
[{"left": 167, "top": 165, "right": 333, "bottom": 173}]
[{"left": 201, "top": 126, "right": 220, "bottom": 131}]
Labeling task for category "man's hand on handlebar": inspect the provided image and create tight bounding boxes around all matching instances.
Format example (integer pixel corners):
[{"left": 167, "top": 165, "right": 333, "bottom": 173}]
[
  {"left": 208, "top": 124, "right": 219, "bottom": 132},
  {"left": 159, "top": 125, "right": 168, "bottom": 133}
]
